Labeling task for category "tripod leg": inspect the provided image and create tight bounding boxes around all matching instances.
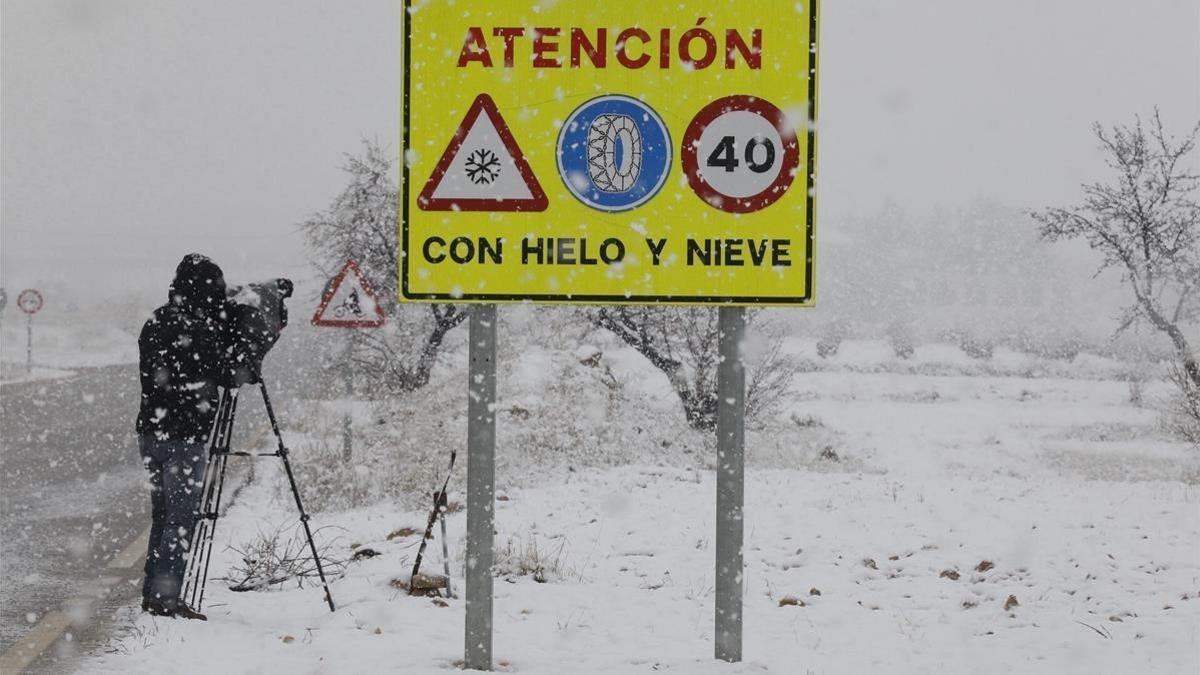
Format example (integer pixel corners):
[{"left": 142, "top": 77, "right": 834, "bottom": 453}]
[
  {"left": 188, "top": 441, "right": 223, "bottom": 605},
  {"left": 183, "top": 390, "right": 228, "bottom": 606},
  {"left": 194, "top": 451, "right": 229, "bottom": 611},
  {"left": 185, "top": 457, "right": 215, "bottom": 609},
  {"left": 196, "top": 391, "right": 240, "bottom": 610},
  {"left": 259, "top": 382, "right": 336, "bottom": 612},
  {"left": 183, "top": 388, "right": 237, "bottom": 610}
]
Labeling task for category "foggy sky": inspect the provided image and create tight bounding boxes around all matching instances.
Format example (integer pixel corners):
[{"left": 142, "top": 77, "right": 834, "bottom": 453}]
[{"left": 3, "top": 0, "right": 1198, "bottom": 300}]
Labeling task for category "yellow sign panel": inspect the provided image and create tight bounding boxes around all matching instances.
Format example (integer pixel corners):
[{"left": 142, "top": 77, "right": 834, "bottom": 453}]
[{"left": 402, "top": 0, "right": 818, "bottom": 305}]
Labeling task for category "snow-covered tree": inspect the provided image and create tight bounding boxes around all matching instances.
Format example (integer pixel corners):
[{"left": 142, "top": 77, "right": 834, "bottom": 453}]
[
  {"left": 586, "top": 307, "right": 793, "bottom": 431},
  {"left": 1034, "top": 112, "right": 1200, "bottom": 436},
  {"left": 301, "top": 141, "right": 465, "bottom": 393}
]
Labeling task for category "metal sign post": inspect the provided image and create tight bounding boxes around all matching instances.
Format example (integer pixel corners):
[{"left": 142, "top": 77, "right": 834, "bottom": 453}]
[
  {"left": 715, "top": 306, "right": 746, "bottom": 661},
  {"left": 342, "top": 334, "right": 354, "bottom": 462},
  {"left": 17, "top": 289, "right": 44, "bottom": 375},
  {"left": 26, "top": 314, "right": 33, "bottom": 375},
  {"left": 465, "top": 304, "right": 497, "bottom": 671}
]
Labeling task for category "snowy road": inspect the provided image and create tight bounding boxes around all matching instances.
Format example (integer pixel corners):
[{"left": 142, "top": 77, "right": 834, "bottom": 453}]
[
  {"left": 0, "top": 328, "right": 323, "bottom": 670},
  {"left": 0, "top": 365, "right": 146, "bottom": 666}
]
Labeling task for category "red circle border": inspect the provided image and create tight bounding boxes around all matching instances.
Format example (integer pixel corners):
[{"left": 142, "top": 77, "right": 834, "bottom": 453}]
[
  {"left": 681, "top": 95, "right": 801, "bottom": 214},
  {"left": 17, "top": 289, "right": 43, "bottom": 314}
]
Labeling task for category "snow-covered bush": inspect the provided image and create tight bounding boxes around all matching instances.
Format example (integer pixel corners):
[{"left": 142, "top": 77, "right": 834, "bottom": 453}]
[
  {"left": 285, "top": 362, "right": 467, "bottom": 512},
  {"left": 1162, "top": 359, "right": 1200, "bottom": 445},
  {"left": 291, "top": 438, "right": 374, "bottom": 512},
  {"left": 226, "top": 522, "right": 347, "bottom": 592},
  {"left": 946, "top": 328, "right": 994, "bottom": 360},
  {"left": 887, "top": 321, "right": 915, "bottom": 360},
  {"left": 1003, "top": 326, "right": 1090, "bottom": 361},
  {"left": 501, "top": 348, "right": 698, "bottom": 473},
  {"left": 583, "top": 306, "right": 798, "bottom": 431},
  {"left": 816, "top": 322, "right": 844, "bottom": 359}
]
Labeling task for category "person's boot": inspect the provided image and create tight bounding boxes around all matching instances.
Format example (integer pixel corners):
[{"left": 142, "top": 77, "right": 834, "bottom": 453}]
[
  {"left": 143, "top": 600, "right": 174, "bottom": 617},
  {"left": 171, "top": 603, "right": 207, "bottom": 621}
]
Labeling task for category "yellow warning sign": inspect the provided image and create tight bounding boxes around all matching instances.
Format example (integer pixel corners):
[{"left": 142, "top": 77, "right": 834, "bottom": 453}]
[{"left": 402, "top": 1, "right": 819, "bottom": 305}]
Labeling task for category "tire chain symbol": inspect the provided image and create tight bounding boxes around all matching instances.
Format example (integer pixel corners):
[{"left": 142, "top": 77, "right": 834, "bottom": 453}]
[{"left": 586, "top": 114, "right": 643, "bottom": 193}]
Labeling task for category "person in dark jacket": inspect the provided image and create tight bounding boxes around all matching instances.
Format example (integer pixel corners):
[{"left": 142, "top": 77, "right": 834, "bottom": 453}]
[{"left": 137, "top": 253, "right": 231, "bottom": 620}]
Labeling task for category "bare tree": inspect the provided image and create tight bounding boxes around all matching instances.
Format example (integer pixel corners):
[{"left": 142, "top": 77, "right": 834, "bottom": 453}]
[
  {"left": 301, "top": 140, "right": 466, "bottom": 393},
  {"left": 587, "top": 307, "right": 794, "bottom": 431},
  {"left": 1034, "top": 112, "right": 1200, "bottom": 394}
]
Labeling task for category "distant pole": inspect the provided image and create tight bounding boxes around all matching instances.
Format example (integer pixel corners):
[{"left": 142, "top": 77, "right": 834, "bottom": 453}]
[
  {"left": 26, "top": 314, "right": 33, "bottom": 375},
  {"left": 342, "top": 333, "right": 354, "bottom": 463},
  {"left": 715, "top": 306, "right": 746, "bottom": 662},
  {"left": 465, "top": 304, "right": 497, "bottom": 671}
]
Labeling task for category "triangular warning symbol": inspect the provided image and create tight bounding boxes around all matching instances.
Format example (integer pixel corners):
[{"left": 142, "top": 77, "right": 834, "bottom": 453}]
[
  {"left": 418, "top": 93, "right": 549, "bottom": 212},
  {"left": 311, "top": 260, "right": 386, "bottom": 328}
]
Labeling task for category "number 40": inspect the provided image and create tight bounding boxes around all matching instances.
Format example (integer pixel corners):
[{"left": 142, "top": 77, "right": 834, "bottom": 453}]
[{"left": 706, "top": 135, "right": 776, "bottom": 174}]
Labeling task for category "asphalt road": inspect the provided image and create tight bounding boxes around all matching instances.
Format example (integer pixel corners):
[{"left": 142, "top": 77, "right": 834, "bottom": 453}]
[
  {"left": 0, "top": 330, "right": 327, "bottom": 672},
  {"left": 0, "top": 364, "right": 146, "bottom": 670}
]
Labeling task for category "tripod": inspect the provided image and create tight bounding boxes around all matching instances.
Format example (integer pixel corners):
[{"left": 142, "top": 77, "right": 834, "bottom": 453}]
[{"left": 181, "top": 381, "right": 336, "bottom": 613}]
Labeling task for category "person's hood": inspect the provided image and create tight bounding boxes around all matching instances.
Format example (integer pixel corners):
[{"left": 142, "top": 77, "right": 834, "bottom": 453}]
[{"left": 169, "top": 253, "right": 227, "bottom": 315}]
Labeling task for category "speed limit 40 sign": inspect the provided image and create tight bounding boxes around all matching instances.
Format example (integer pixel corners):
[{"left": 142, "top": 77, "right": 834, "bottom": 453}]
[
  {"left": 402, "top": 1, "right": 819, "bottom": 305},
  {"left": 682, "top": 96, "right": 802, "bottom": 214}
]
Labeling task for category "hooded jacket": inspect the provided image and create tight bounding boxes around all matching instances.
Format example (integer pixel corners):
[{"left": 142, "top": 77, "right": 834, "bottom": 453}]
[{"left": 136, "top": 254, "right": 230, "bottom": 443}]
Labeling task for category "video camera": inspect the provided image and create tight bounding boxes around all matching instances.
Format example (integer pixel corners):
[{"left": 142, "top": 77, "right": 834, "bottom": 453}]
[{"left": 222, "top": 278, "right": 294, "bottom": 386}]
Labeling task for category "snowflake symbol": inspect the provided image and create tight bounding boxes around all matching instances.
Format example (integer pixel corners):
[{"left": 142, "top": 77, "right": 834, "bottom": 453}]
[{"left": 464, "top": 148, "right": 502, "bottom": 185}]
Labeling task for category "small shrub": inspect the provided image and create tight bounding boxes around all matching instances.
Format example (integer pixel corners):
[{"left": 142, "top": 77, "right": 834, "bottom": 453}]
[
  {"left": 887, "top": 321, "right": 915, "bottom": 360},
  {"left": 1044, "top": 333, "right": 1087, "bottom": 361},
  {"left": 226, "top": 523, "right": 347, "bottom": 592},
  {"left": 493, "top": 533, "right": 568, "bottom": 583},
  {"left": 790, "top": 413, "right": 824, "bottom": 428},
  {"left": 947, "top": 329, "right": 994, "bottom": 360},
  {"left": 1126, "top": 372, "right": 1146, "bottom": 406},
  {"left": 816, "top": 322, "right": 845, "bottom": 359}
]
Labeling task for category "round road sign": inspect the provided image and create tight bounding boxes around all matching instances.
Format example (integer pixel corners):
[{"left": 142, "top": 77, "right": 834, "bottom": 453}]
[
  {"left": 17, "top": 289, "right": 43, "bottom": 315},
  {"left": 557, "top": 94, "right": 672, "bottom": 213},
  {"left": 681, "top": 95, "right": 800, "bottom": 214}
]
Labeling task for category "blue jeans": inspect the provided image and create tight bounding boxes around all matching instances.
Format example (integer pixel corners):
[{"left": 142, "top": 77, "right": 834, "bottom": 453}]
[{"left": 140, "top": 436, "right": 207, "bottom": 608}]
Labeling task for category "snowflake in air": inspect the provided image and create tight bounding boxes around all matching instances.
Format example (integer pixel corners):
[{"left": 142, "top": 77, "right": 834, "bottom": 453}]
[{"left": 464, "top": 148, "right": 502, "bottom": 185}]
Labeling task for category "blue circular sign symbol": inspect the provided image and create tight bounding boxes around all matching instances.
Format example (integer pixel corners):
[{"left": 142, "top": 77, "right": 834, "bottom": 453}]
[{"left": 557, "top": 95, "right": 672, "bottom": 212}]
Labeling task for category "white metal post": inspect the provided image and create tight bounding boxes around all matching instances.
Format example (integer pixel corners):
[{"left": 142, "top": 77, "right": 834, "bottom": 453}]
[
  {"left": 715, "top": 306, "right": 746, "bottom": 662},
  {"left": 465, "top": 304, "right": 497, "bottom": 671}
]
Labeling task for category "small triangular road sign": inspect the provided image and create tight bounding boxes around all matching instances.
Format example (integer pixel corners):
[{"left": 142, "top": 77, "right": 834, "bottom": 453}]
[
  {"left": 418, "top": 93, "right": 548, "bottom": 212},
  {"left": 312, "top": 260, "right": 386, "bottom": 328}
]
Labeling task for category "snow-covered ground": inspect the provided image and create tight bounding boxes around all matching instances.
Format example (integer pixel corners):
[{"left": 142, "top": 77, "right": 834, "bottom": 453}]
[
  {"left": 0, "top": 315, "right": 137, "bottom": 382},
  {"left": 82, "top": 337, "right": 1199, "bottom": 674}
]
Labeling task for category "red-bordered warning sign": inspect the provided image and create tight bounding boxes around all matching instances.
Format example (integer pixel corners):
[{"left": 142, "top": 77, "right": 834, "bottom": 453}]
[
  {"left": 681, "top": 95, "right": 800, "bottom": 214},
  {"left": 311, "top": 260, "right": 386, "bottom": 328},
  {"left": 417, "top": 93, "right": 548, "bottom": 212},
  {"left": 17, "top": 289, "right": 43, "bottom": 315}
]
